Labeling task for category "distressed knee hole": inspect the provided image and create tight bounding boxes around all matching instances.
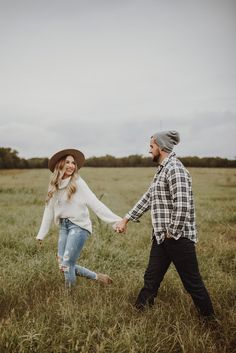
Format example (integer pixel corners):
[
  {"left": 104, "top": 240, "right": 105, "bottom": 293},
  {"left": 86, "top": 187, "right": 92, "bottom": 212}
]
[
  {"left": 57, "top": 256, "right": 63, "bottom": 270},
  {"left": 61, "top": 265, "right": 70, "bottom": 273}
]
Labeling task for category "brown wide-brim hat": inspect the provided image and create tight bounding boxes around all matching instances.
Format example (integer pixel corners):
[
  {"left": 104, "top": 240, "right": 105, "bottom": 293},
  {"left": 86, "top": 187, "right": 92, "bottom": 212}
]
[{"left": 48, "top": 148, "right": 85, "bottom": 172}]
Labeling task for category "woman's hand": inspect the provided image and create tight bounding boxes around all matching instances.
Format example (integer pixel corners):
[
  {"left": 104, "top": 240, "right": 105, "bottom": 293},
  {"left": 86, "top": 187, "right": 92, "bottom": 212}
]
[{"left": 115, "top": 217, "right": 129, "bottom": 233}]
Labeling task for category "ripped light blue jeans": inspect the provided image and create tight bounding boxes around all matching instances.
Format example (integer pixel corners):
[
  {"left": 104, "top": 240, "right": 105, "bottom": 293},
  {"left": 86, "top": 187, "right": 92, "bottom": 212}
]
[{"left": 58, "top": 218, "right": 97, "bottom": 287}]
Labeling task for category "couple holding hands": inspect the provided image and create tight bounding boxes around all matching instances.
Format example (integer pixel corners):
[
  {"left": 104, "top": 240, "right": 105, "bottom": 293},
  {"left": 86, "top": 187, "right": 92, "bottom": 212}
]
[{"left": 36, "top": 130, "right": 215, "bottom": 319}]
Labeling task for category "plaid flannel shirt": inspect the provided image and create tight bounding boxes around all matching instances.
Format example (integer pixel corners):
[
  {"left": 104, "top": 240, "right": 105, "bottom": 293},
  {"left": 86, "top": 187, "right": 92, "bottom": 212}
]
[{"left": 126, "top": 152, "right": 197, "bottom": 244}]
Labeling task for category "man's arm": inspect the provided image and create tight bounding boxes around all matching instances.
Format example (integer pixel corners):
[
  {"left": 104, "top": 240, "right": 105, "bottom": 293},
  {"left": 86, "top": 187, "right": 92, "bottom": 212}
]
[
  {"left": 116, "top": 188, "right": 151, "bottom": 233},
  {"left": 167, "top": 166, "right": 191, "bottom": 237},
  {"left": 115, "top": 216, "right": 129, "bottom": 233}
]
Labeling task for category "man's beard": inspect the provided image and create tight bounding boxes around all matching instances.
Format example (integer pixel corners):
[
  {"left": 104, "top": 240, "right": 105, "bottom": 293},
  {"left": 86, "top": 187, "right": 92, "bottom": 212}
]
[{"left": 152, "top": 153, "right": 161, "bottom": 164}]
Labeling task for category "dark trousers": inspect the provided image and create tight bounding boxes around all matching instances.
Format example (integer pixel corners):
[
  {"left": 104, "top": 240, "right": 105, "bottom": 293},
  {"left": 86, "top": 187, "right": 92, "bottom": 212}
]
[{"left": 135, "top": 236, "right": 215, "bottom": 317}]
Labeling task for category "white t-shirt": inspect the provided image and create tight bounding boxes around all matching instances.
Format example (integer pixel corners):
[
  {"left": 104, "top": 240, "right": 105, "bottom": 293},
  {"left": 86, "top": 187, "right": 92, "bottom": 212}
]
[{"left": 36, "top": 176, "right": 122, "bottom": 240}]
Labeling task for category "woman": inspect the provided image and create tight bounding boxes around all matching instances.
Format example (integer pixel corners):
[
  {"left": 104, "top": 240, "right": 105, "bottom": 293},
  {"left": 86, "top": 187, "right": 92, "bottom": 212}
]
[{"left": 36, "top": 148, "right": 121, "bottom": 289}]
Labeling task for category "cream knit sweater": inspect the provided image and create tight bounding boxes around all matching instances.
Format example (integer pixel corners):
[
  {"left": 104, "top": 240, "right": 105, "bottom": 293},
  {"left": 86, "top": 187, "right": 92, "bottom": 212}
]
[{"left": 36, "top": 176, "right": 121, "bottom": 240}]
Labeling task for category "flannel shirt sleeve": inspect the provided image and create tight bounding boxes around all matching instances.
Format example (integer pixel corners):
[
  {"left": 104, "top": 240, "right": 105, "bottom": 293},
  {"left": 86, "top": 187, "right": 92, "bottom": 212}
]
[
  {"left": 125, "top": 187, "right": 151, "bottom": 221},
  {"left": 167, "top": 167, "right": 191, "bottom": 236}
]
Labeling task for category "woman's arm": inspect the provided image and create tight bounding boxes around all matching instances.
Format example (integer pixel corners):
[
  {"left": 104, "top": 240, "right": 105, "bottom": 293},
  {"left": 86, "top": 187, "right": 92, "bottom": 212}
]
[
  {"left": 36, "top": 199, "right": 54, "bottom": 241},
  {"left": 79, "top": 178, "right": 122, "bottom": 224}
]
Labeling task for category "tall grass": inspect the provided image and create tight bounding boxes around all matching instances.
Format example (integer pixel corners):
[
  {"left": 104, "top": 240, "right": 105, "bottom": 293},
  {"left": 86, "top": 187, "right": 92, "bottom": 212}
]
[{"left": 0, "top": 168, "right": 236, "bottom": 353}]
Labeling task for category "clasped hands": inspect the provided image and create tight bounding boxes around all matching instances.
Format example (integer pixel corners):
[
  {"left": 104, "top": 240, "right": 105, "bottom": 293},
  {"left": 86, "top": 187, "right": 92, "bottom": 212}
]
[{"left": 115, "top": 217, "right": 129, "bottom": 234}]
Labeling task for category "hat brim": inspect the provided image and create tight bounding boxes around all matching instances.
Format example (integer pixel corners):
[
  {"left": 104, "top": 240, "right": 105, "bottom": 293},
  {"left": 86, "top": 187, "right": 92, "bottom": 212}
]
[{"left": 48, "top": 149, "right": 85, "bottom": 172}]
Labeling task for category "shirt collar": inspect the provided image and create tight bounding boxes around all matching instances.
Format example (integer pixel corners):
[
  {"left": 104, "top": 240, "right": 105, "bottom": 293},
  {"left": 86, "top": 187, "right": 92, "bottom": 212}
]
[
  {"left": 156, "top": 152, "right": 176, "bottom": 172},
  {"left": 58, "top": 177, "right": 71, "bottom": 189}
]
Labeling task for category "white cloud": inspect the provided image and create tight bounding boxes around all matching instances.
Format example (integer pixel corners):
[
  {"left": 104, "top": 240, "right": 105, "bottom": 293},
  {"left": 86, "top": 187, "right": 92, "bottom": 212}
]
[
  {"left": 0, "top": 0, "right": 235, "bottom": 159},
  {"left": 1, "top": 111, "right": 235, "bottom": 159}
]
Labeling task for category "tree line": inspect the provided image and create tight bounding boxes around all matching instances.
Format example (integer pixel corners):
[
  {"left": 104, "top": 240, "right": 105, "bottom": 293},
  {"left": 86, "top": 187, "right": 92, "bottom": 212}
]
[{"left": 0, "top": 147, "right": 235, "bottom": 169}]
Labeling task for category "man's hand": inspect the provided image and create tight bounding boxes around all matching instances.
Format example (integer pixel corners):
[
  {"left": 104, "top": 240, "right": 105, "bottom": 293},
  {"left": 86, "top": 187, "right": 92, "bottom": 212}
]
[{"left": 115, "top": 217, "right": 129, "bottom": 233}]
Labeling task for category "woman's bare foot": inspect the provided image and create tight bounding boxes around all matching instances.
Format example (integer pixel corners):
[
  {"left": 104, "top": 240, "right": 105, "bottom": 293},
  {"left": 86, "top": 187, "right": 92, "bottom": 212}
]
[{"left": 97, "top": 273, "right": 113, "bottom": 285}]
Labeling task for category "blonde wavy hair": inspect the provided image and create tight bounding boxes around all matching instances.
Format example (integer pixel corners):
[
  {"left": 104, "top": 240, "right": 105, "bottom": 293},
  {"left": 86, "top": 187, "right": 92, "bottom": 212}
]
[{"left": 46, "top": 155, "right": 79, "bottom": 204}]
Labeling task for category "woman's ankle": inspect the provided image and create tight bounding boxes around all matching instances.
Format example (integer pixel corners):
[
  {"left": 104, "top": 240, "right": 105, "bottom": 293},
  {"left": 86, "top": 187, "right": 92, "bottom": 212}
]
[{"left": 97, "top": 273, "right": 113, "bottom": 285}]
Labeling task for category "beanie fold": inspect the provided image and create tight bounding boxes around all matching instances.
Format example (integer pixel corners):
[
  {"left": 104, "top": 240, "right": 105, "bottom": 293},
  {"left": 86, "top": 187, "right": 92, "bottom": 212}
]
[{"left": 152, "top": 130, "right": 180, "bottom": 152}]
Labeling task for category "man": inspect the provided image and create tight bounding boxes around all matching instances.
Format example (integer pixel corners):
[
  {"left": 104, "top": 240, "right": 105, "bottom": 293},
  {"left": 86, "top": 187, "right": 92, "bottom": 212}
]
[{"left": 116, "top": 130, "right": 215, "bottom": 319}]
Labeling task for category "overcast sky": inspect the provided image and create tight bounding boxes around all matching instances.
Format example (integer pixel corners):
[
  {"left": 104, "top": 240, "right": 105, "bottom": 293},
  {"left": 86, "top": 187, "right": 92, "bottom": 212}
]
[{"left": 0, "top": 0, "right": 235, "bottom": 159}]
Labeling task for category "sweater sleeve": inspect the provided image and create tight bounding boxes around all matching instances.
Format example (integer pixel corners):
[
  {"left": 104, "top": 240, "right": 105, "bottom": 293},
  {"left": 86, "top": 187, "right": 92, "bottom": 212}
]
[
  {"left": 79, "top": 178, "right": 122, "bottom": 225},
  {"left": 36, "top": 199, "right": 54, "bottom": 240}
]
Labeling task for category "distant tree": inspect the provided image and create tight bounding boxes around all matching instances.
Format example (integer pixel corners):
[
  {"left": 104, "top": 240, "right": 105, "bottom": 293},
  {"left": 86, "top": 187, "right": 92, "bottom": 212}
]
[
  {"left": 0, "top": 147, "right": 236, "bottom": 168},
  {"left": 0, "top": 147, "right": 28, "bottom": 169},
  {"left": 27, "top": 158, "right": 49, "bottom": 168},
  {"left": 180, "top": 156, "right": 236, "bottom": 168}
]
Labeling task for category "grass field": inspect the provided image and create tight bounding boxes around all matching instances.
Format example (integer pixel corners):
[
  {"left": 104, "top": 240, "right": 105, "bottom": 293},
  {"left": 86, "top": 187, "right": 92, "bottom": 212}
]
[{"left": 0, "top": 167, "right": 236, "bottom": 353}]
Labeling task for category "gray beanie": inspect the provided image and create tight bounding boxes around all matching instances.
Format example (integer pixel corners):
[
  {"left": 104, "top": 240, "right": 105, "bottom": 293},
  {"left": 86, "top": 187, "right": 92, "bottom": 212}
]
[{"left": 152, "top": 130, "right": 180, "bottom": 152}]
